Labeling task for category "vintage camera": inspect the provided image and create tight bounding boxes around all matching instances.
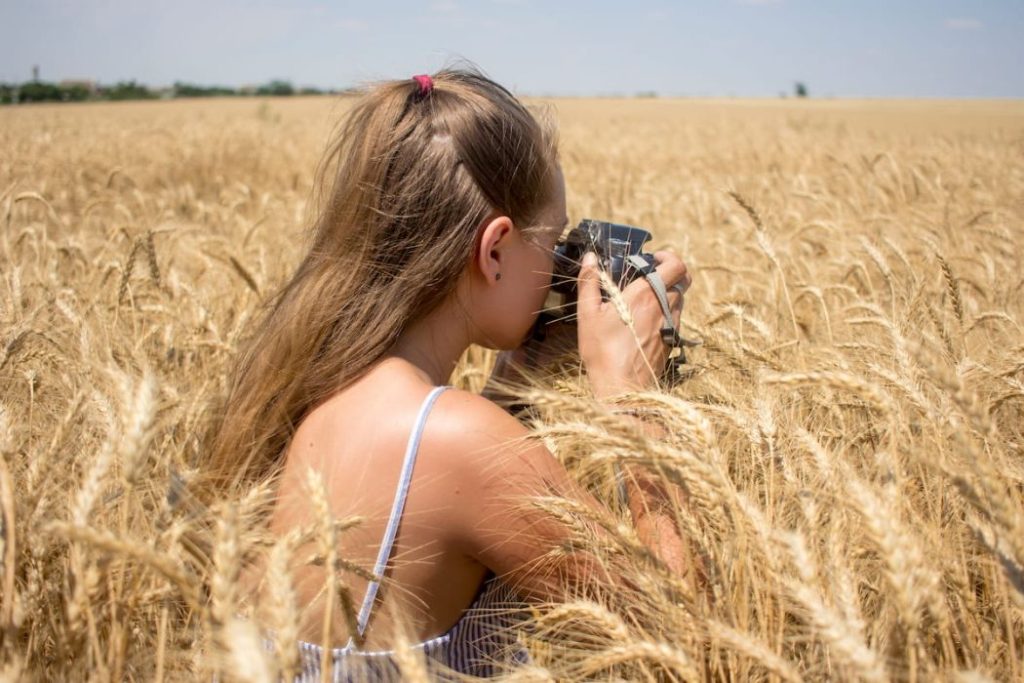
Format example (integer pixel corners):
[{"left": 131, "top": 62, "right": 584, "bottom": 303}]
[
  {"left": 543, "top": 218, "right": 657, "bottom": 321},
  {"left": 531, "top": 218, "right": 692, "bottom": 377}
]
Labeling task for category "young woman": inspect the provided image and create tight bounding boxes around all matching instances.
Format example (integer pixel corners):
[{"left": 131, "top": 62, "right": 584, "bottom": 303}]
[{"left": 208, "top": 68, "right": 692, "bottom": 680}]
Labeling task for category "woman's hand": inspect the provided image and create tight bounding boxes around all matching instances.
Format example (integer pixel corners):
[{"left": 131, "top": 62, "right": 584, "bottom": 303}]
[{"left": 577, "top": 250, "right": 691, "bottom": 399}]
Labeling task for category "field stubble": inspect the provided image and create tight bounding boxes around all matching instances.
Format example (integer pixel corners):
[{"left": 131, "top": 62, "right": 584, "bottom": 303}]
[{"left": 1, "top": 96, "right": 1022, "bottom": 681}]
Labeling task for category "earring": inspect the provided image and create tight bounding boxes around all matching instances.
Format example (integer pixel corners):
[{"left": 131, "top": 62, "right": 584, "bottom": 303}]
[{"left": 495, "top": 273, "right": 502, "bottom": 281}]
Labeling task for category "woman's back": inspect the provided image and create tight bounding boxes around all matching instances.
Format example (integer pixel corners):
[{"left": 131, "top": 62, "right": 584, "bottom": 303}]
[{"left": 270, "top": 361, "right": 497, "bottom": 650}]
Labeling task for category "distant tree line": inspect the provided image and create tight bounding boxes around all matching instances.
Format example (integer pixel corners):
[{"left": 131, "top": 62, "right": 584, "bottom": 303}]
[{"left": 1, "top": 79, "right": 343, "bottom": 104}]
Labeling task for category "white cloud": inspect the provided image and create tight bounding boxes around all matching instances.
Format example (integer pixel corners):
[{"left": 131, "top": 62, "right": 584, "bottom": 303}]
[{"left": 944, "top": 17, "right": 983, "bottom": 30}]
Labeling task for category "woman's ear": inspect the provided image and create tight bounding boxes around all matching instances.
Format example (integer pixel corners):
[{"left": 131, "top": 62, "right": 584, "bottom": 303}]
[{"left": 475, "top": 214, "right": 514, "bottom": 285}]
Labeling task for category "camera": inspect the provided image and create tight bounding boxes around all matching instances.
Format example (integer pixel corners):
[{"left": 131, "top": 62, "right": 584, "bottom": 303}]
[
  {"left": 538, "top": 218, "right": 658, "bottom": 329},
  {"left": 531, "top": 218, "right": 693, "bottom": 377},
  {"left": 549, "top": 219, "right": 656, "bottom": 305}
]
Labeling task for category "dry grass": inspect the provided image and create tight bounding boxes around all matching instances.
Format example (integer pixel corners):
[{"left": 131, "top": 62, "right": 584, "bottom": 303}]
[{"left": 1, "top": 95, "right": 1022, "bottom": 681}]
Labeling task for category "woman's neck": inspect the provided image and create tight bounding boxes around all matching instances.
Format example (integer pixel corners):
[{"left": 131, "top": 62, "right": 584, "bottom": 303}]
[{"left": 386, "top": 298, "right": 474, "bottom": 386}]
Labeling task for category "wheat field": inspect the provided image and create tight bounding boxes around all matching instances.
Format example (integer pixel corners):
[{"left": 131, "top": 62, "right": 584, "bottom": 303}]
[{"left": 1, "top": 95, "right": 1022, "bottom": 681}]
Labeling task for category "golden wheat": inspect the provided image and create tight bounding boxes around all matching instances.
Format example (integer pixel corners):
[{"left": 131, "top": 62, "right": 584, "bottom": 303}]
[{"left": 0, "top": 95, "right": 1021, "bottom": 681}]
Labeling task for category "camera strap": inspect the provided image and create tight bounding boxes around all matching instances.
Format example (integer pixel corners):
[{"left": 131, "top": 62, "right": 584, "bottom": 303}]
[
  {"left": 626, "top": 255, "right": 684, "bottom": 346},
  {"left": 626, "top": 255, "right": 700, "bottom": 380}
]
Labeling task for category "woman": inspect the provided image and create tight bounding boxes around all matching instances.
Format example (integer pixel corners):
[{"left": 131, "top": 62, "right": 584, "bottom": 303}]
[{"left": 208, "top": 68, "right": 691, "bottom": 680}]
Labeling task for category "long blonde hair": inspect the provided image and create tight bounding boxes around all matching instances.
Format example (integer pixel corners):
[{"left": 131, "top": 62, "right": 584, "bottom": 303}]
[{"left": 206, "top": 68, "right": 559, "bottom": 488}]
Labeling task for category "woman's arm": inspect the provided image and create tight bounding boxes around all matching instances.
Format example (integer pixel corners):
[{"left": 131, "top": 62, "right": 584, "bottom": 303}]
[
  {"left": 473, "top": 250, "right": 696, "bottom": 593},
  {"left": 621, "top": 460, "right": 692, "bottom": 579},
  {"left": 437, "top": 390, "right": 632, "bottom": 600}
]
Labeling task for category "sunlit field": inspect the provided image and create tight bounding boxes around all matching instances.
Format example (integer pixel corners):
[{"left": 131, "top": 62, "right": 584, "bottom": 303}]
[{"left": 1, "top": 95, "right": 1022, "bottom": 681}]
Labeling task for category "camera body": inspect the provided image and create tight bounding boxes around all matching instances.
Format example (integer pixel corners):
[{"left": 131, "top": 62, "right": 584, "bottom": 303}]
[
  {"left": 545, "top": 218, "right": 657, "bottom": 319},
  {"left": 528, "top": 218, "right": 692, "bottom": 382}
]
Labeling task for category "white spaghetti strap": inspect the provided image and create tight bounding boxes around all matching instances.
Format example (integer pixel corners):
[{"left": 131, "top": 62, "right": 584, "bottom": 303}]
[{"left": 348, "top": 385, "right": 449, "bottom": 646}]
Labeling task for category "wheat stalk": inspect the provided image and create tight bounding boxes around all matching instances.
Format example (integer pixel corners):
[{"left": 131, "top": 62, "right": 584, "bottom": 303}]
[{"left": 3, "top": 94, "right": 1024, "bottom": 682}]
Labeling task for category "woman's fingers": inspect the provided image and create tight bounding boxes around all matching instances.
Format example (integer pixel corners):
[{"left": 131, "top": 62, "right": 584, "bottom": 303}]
[
  {"left": 652, "top": 250, "right": 691, "bottom": 293},
  {"left": 576, "top": 252, "right": 603, "bottom": 322},
  {"left": 660, "top": 252, "right": 690, "bottom": 319},
  {"left": 576, "top": 248, "right": 693, "bottom": 398},
  {"left": 622, "top": 250, "right": 690, "bottom": 316},
  {"left": 668, "top": 283, "right": 685, "bottom": 317}
]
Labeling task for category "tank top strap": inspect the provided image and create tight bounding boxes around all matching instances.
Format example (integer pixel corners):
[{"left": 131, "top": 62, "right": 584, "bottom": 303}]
[{"left": 349, "top": 385, "right": 450, "bottom": 645}]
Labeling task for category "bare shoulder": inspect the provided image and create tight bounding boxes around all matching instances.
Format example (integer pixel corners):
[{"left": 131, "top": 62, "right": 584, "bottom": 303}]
[
  {"left": 431, "top": 388, "right": 529, "bottom": 441},
  {"left": 426, "top": 388, "right": 602, "bottom": 596},
  {"left": 425, "top": 387, "right": 573, "bottom": 517},
  {"left": 428, "top": 388, "right": 553, "bottom": 465}
]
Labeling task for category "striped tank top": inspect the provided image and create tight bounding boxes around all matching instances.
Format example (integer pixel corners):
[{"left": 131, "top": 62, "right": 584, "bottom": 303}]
[{"left": 294, "top": 386, "right": 529, "bottom": 681}]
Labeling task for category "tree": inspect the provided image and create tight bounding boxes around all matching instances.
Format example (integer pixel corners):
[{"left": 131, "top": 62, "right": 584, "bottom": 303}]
[
  {"left": 59, "top": 84, "right": 91, "bottom": 102},
  {"left": 256, "top": 80, "right": 294, "bottom": 96},
  {"left": 795, "top": 82, "right": 808, "bottom": 98},
  {"left": 173, "top": 81, "right": 237, "bottom": 98},
  {"left": 18, "top": 80, "right": 62, "bottom": 102},
  {"left": 105, "top": 80, "right": 156, "bottom": 100}
]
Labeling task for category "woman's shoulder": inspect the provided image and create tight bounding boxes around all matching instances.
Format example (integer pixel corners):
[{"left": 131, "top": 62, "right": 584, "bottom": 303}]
[
  {"left": 430, "top": 387, "right": 531, "bottom": 452},
  {"left": 426, "top": 387, "right": 561, "bottom": 486},
  {"left": 426, "top": 388, "right": 584, "bottom": 586}
]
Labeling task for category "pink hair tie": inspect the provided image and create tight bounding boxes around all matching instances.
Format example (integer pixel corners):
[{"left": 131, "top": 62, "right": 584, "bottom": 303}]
[{"left": 412, "top": 74, "right": 433, "bottom": 97}]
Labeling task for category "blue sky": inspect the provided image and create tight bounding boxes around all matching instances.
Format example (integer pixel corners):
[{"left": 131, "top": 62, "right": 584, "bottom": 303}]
[{"left": 2, "top": 0, "right": 1022, "bottom": 97}]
